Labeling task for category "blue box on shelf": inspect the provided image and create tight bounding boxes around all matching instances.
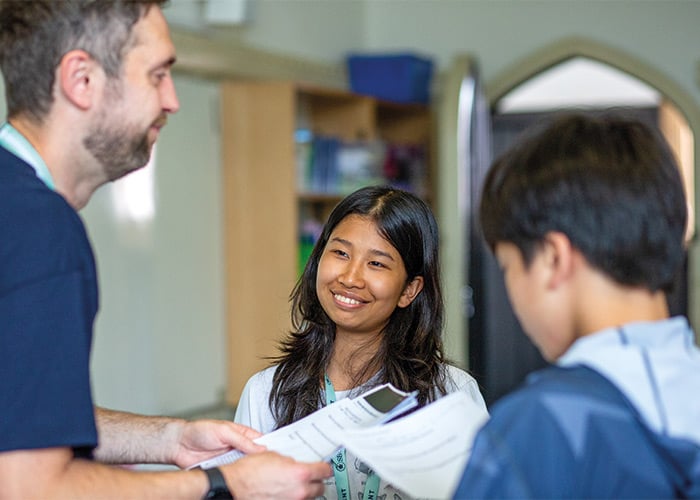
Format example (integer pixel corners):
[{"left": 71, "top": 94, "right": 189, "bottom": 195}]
[{"left": 346, "top": 53, "right": 434, "bottom": 104}]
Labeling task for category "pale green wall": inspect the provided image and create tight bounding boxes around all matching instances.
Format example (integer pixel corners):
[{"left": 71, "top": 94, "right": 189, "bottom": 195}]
[
  {"left": 166, "top": 0, "right": 367, "bottom": 64},
  {"left": 363, "top": 1, "right": 700, "bottom": 104}
]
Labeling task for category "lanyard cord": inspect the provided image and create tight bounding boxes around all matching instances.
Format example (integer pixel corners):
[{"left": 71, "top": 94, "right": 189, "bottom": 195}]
[
  {"left": 0, "top": 122, "right": 55, "bottom": 190},
  {"left": 324, "top": 374, "right": 380, "bottom": 500}
]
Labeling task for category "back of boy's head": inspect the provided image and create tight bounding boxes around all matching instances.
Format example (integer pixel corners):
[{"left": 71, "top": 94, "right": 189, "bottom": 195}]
[{"left": 480, "top": 112, "right": 687, "bottom": 293}]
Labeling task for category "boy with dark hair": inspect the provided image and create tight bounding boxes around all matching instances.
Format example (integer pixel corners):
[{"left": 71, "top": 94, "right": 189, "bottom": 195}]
[{"left": 454, "top": 113, "right": 700, "bottom": 498}]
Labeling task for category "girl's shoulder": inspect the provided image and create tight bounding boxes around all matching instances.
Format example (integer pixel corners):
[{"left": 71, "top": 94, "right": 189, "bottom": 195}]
[
  {"left": 442, "top": 364, "right": 488, "bottom": 410},
  {"left": 244, "top": 365, "right": 278, "bottom": 393},
  {"left": 443, "top": 365, "right": 476, "bottom": 392},
  {"left": 235, "top": 365, "right": 279, "bottom": 432}
]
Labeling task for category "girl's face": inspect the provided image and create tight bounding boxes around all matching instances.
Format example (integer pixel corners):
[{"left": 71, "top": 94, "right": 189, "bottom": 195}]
[{"left": 316, "top": 214, "right": 423, "bottom": 339}]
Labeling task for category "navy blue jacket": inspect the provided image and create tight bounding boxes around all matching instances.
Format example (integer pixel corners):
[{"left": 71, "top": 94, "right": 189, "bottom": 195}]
[
  {"left": 454, "top": 366, "right": 700, "bottom": 498},
  {"left": 0, "top": 145, "right": 98, "bottom": 456}
]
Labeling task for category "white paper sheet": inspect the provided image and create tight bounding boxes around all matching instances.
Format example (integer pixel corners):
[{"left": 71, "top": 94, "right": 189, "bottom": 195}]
[{"left": 341, "top": 391, "right": 489, "bottom": 498}]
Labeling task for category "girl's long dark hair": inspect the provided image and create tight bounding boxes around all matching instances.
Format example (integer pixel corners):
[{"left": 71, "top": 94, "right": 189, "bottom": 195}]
[{"left": 269, "top": 186, "right": 449, "bottom": 428}]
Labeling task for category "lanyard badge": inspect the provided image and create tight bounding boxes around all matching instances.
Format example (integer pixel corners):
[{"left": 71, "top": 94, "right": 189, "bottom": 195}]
[{"left": 324, "top": 375, "right": 380, "bottom": 500}]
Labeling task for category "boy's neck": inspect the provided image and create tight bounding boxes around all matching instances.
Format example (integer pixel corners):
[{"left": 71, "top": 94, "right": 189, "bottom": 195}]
[{"left": 573, "top": 273, "right": 670, "bottom": 338}]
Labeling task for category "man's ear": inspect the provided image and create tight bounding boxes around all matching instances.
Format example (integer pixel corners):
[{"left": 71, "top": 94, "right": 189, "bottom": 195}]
[
  {"left": 57, "top": 49, "right": 101, "bottom": 110},
  {"left": 398, "top": 276, "right": 424, "bottom": 308},
  {"left": 542, "top": 231, "right": 575, "bottom": 289}
]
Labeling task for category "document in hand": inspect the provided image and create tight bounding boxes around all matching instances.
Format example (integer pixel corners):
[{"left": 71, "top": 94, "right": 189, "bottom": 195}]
[
  {"left": 191, "top": 384, "right": 489, "bottom": 499},
  {"left": 341, "top": 391, "right": 488, "bottom": 498}
]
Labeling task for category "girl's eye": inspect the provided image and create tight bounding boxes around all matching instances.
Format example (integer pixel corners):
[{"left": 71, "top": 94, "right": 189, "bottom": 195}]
[
  {"left": 369, "top": 261, "right": 386, "bottom": 269},
  {"left": 331, "top": 249, "right": 348, "bottom": 258}
]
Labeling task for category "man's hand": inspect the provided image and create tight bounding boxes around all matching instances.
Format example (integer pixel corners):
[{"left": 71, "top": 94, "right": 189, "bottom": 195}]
[
  {"left": 222, "top": 452, "right": 332, "bottom": 500},
  {"left": 170, "top": 419, "right": 266, "bottom": 469}
]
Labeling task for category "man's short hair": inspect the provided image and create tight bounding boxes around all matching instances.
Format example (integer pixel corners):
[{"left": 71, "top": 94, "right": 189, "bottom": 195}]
[{"left": 0, "top": 0, "right": 167, "bottom": 123}]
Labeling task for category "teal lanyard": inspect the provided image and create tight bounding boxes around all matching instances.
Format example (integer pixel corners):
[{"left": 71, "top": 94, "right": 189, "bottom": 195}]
[
  {"left": 324, "top": 375, "right": 381, "bottom": 500},
  {"left": 0, "top": 122, "right": 56, "bottom": 190}
]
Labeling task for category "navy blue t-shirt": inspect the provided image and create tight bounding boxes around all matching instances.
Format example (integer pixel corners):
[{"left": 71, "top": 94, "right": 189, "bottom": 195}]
[
  {"left": 0, "top": 146, "right": 98, "bottom": 455},
  {"left": 454, "top": 366, "right": 699, "bottom": 498}
]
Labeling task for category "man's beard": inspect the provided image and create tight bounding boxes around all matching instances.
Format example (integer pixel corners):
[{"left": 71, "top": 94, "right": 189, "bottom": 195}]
[{"left": 83, "top": 118, "right": 154, "bottom": 182}]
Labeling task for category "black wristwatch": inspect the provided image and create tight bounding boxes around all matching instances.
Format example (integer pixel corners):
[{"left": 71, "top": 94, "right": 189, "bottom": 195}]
[{"left": 201, "top": 466, "right": 233, "bottom": 499}]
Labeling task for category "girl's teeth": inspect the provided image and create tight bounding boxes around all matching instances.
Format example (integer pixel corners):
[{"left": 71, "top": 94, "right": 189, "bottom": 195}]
[{"left": 335, "top": 294, "right": 360, "bottom": 305}]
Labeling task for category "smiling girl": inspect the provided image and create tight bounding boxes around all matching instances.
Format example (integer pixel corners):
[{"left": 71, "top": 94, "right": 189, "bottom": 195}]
[{"left": 234, "top": 185, "right": 486, "bottom": 499}]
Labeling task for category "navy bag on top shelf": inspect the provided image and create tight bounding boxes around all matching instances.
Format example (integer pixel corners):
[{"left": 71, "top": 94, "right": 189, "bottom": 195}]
[{"left": 346, "top": 53, "right": 434, "bottom": 104}]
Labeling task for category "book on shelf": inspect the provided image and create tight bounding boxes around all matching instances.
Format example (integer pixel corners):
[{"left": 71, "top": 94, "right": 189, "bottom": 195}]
[
  {"left": 295, "top": 130, "right": 427, "bottom": 196},
  {"left": 190, "top": 383, "right": 489, "bottom": 499}
]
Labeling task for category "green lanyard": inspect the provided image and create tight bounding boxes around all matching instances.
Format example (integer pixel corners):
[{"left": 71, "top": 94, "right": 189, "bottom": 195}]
[
  {"left": 324, "top": 375, "right": 381, "bottom": 500},
  {"left": 0, "top": 122, "right": 56, "bottom": 190}
]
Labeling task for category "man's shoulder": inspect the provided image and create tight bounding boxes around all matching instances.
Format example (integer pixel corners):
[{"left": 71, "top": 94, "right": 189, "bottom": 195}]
[
  {"left": 0, "top": 147, "right": 92, "bottom": 294},
  {"left": 0, "top": 144, "right": 39, "bottom": 183},
  {"left": 0, "top": 180, "right": 84, "bottom": 248},
  {"left": 0, "top": 146, "right": 73, "bottom": 217}
]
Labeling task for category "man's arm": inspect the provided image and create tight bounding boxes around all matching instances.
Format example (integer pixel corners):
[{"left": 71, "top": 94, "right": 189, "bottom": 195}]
[
  {"left": 93, "top": 407, "right": 263, "bottom": 468},
  {"left": 0, "top": 446, "right": 331, "bottom": 499},
  {"left": 0, "top": 447, "right": 209, "bottom": 499}
]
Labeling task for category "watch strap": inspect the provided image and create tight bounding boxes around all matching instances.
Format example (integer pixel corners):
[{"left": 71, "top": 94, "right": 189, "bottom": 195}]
[{"left": 201, "top": 466, "right": 233, "bottom": 499}]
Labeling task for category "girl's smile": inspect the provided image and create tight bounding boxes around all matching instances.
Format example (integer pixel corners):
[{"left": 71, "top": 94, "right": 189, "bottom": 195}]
[{"left": 333, "top": 292, "right": 366, "bottom": 307}]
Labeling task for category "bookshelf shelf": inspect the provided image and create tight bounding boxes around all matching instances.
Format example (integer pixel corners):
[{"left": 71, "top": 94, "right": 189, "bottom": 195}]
[{"left": 297, "top": 192, "right": 344, "bottom": 203}]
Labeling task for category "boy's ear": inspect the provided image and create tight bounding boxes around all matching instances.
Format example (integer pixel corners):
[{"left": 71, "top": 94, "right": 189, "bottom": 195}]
[
  {"left": 57, "top": 49, "right": 101, "bottom": 110},
  {"left": 542, "top": 231, "right": 575, "bottom": 289},
  {"left": 398, "top": 276, "right": 424, "bottom": 308}
]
